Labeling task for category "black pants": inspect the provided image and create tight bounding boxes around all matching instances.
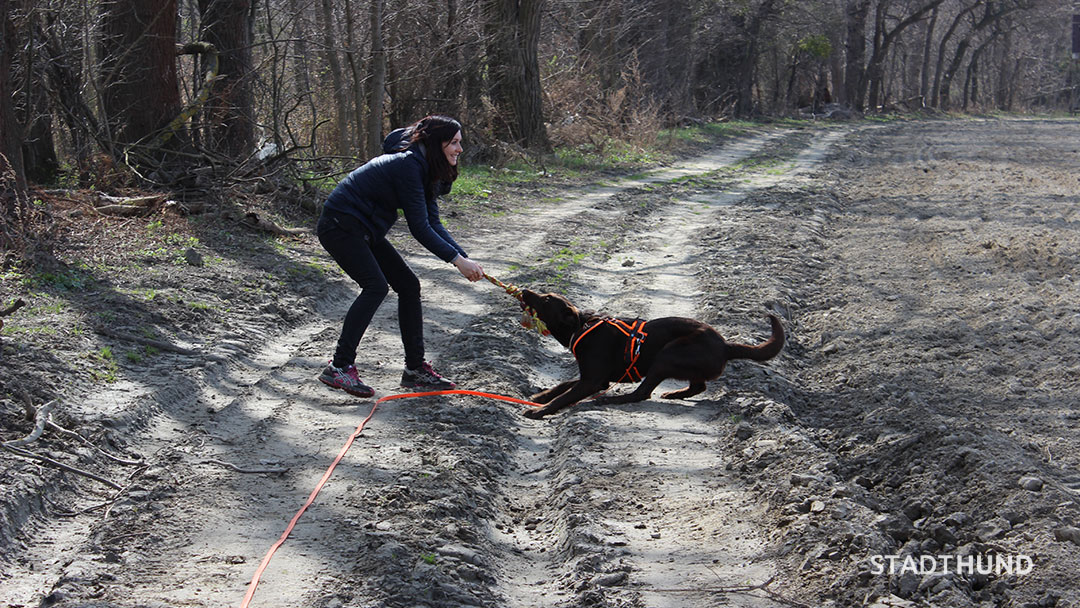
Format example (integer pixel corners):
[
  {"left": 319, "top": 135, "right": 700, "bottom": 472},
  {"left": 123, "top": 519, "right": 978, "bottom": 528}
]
[{"left": 317, "top": 208, "right": 424, "bottom": 369}]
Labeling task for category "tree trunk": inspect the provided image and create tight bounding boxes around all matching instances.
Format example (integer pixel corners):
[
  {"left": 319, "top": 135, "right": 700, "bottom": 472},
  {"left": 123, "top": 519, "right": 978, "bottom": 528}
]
[
  {"left": 938, "top": 37, "right": 971, "bottom": 110},
  {"left": 919, "top": 7, "right": 938, "bottom": 104},
  {"left": 365, "top": 0, "right": 387, "bottom": 159},
  {"left": 483, "top": 0, "right": 548, "bottom": 149},
  {"left": 735, "top": 0, "right": 778, "bottom": 117},
  {"left": 15, "top": 11, "right": 58, "bottom": 184},
  {"left": 99, "top": 0, "right": 182, "bottom": 149},
  {"left": 21, "top": 79, "right": 58, "bottom": 183},
  {"left": 462, "top": 38, "right": 484, "bottom": 128},
  {"left": 940, "top": 2, "right": 1020, "bottom": 111},
  {"left": 864, "top": 1, "right": 885, "bottom": 109},
  {"left": 842, "top": 0, "right": 869, "bottom": 109},
  {"left": 828, "top": 25, "right": 845, "bottom": 107},
  {"left": 579, "top": 0, "right": 619, "bottom": 91},
  {"left": 40, "top": 14, "right": 98, "bottom": 170},
  {"left": 962, "top": 30, "right": 1002, "bottom": 110},
  {"left": 198, "top": 0, "right": 255, "bottom": 157},
  {"left": 661, "top": 0, "right": 693, "bottom": 116},
  {"left": 317, "top": 0, "right": 349, "bottom": 156},
  {"left": 287, "top": 0, "right": 312, "bottom": 103},
  {"left": 1, "top": 0, "right": 25, "bottom": 246},
  {"left": 931, "top": 2, "right": 979, "bottom": 108},
  {"left": 995, "top": 24, "right": 1014, "bottom": 110},
  {"left": 343, "top": 0, "right": 366, "bottom": 154}
]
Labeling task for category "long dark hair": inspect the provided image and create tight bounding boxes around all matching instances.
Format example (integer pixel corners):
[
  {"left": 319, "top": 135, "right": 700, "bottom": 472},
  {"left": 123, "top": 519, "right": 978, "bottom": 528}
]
[{"left": 408, "top": 115, "right": 461, "bottom": 190}]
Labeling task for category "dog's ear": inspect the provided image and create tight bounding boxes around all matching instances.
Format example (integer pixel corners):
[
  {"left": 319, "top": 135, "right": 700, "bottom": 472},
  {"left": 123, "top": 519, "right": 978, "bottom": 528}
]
[{"left": 558, "top": 306, "right": 580, "bottom": 329}]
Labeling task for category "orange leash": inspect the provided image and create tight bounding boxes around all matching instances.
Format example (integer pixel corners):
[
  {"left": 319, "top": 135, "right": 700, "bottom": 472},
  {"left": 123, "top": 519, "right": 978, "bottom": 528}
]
[{"left": 239, "top": 389, "right": 540, "bottom": 608}]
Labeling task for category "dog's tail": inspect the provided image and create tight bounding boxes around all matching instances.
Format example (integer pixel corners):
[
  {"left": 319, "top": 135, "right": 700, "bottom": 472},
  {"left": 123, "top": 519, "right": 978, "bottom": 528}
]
[{"left": 724, "top": 315, "right": 785, "bottom": 362}]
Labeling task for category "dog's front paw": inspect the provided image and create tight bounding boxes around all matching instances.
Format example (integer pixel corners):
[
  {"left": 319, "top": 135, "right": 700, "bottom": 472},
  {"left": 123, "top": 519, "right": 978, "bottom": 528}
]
[{"left": 522, "top": 407, "right": 548, "bottom": 419}]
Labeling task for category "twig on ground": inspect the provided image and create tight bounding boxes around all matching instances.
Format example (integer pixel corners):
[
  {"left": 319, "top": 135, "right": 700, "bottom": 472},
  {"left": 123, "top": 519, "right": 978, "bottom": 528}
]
[
  {"left": 203, "top": 458, "right": 288, "bottom": 475},
  {"left": 45, "top": 420, "right": 145, "bottom": 466},
  {"left": 1, "top": 444, "right": 122, "bottom": 490},
  {"left": 0, "top": 298, "right": 26, "bottom": 328}
]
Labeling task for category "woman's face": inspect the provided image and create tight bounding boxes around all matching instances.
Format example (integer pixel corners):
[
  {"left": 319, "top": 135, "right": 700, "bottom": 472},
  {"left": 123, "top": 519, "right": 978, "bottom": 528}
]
[{"left": 442, "top": 131, "right": 463, "bottom": 166}]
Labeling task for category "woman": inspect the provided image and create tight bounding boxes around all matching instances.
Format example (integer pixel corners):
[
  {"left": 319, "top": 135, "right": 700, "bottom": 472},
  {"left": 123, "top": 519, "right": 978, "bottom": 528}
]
[{"left": 316, "top": 115, "right": 484, "bottom": 397}]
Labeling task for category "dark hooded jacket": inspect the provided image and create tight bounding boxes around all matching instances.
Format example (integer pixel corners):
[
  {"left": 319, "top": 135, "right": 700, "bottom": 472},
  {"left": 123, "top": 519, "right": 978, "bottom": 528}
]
[{"left": 322, "top": 138, "right": 466, "bottom": 263}]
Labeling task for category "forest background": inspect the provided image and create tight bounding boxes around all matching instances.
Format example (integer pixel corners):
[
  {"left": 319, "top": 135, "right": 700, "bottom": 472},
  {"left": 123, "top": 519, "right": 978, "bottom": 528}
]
[{"left": 1, "top": 0, "right": 1078, "bottom": 260}]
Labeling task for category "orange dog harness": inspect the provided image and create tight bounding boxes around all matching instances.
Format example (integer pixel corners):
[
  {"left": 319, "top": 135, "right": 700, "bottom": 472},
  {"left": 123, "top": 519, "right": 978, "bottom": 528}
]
[{"left": 571, "top": 318, "right": 649, "bottom": 382}]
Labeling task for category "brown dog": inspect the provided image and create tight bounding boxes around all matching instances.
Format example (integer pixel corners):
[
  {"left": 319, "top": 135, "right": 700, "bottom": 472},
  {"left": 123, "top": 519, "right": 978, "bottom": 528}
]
[{"left": 519, "top": 289, "right": 784, "bottom": 418}]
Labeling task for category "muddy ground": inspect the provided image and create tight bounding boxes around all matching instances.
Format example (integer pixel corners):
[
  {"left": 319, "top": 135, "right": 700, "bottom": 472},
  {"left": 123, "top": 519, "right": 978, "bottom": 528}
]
[{"left": 2, "top": 117, "right": 1079, "bottom": 608}]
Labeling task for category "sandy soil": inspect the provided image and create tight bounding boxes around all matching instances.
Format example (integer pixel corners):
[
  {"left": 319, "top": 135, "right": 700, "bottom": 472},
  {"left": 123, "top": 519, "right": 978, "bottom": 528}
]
[{"left": 2, "top": 117, "right": 1079, "bottom": 608}]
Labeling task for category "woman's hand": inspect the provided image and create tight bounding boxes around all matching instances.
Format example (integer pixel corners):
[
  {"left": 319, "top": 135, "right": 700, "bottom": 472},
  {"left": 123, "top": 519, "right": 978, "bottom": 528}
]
[{"left": 453, "top": 256, "right": 484, "bottom": 282}]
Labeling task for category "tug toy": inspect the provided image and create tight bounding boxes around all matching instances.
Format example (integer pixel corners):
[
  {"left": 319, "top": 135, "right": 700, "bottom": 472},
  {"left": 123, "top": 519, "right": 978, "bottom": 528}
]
[{"left": 483, "top": 273, "right": 550, "bottom": 336}]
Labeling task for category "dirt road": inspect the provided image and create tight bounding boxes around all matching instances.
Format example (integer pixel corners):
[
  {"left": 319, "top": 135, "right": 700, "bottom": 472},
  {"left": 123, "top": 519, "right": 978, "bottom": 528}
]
[{"left": 2, "top": 117, "right": 1079, "bottom": 607}]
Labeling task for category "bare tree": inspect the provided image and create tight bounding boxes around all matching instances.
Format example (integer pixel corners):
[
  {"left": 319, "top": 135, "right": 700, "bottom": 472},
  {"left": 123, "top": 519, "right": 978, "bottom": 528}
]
[
  {"left": 317, "top": 0, "right": 350, "bottom": 156},
  {"left": 16, "top": 10, "right": 59, "bottom": 183},
  {"left": 864, "top": 0, "right": 946, "bottom": 111},
  {"left": 917, "top": 5, "right": 937, "bottom": 104},
  {"left": 929, "top": 1, "right": 980, "bottom": 107},
  {"left": 938, "top": 0, "right": 1026, "bottom": 110},
  {"left": 735, "top": 0, "right": 781, "bottom": 116},
  {"left": 198, "top": 0, "right": 255, "bottom": 156},
  {"left": 1, "top": 0, "right": 29, "bottom": 254},
  {"left": 38, "top": 7, "right": 95, "bottom": 170},
  {"left": 842, "top": 0, "right": 870, "bottom": 108},
  {"left": 99, "top": 0, "right": 183, "bottom": 153},
  {"left": 364, "top": 0, "right": 386, "bottom": 158},
  {"left": 1, "top": 0, "right": 26, "bottom": 185},
  {"left": 343, "top": 0, "right": 367, "bottom": 152},
  {"left": 483, "top": 0, "right": 548, "bottom": 148}
]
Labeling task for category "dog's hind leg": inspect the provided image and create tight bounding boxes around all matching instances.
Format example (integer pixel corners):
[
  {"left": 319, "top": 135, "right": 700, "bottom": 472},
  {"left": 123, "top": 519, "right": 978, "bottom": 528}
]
[{"left": 661, "top": 382, "right": 706, "bottom": 400}]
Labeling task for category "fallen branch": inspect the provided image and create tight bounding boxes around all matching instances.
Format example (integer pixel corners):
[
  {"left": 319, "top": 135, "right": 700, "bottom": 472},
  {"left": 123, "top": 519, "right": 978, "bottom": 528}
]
[
  {"left": 46, "top": 420, "right": 144, "bottom": 466},
  {"left": 93, "top": 193, "right": 165, "bottom": 217},
  {"left": 0, "top": 298, "right": 26, "bottom": 333},
  {"left": 2, "top": 444, "right": 122, "bottom": 490},
  {"left": 239, "top": 211, "right": 309, "bottom": 237},
  {"left": 2, "top": 399, "right": 58, "bottom": 447},
  {"left": 203, "top": 458, "right": 288, "bottom": 475},
  {"left": 1, "top": 297, "right": 25, "bottom": 318},
  {"left": 93, "top": 325, "right": 228, "bottom": 363}
]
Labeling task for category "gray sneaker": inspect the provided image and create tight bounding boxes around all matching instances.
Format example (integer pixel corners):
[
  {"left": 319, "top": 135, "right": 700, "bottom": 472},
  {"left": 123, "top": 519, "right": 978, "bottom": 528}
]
[
  {"left": 319, "top": 363, "right": 375, "bottom": 397},
  {"left": 400, "top": 362, "right": 456, "bottom": 390}
]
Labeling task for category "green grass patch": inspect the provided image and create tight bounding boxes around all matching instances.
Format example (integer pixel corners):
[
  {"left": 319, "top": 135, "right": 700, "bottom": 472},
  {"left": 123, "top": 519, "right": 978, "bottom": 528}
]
[
  {"left": 88, "top": 346, "right": 119, "bottom": 383},
  {"left": 21, "top": 266, "right": 94, "bottom": 291},
  {"left": 1, "top": 323, "right": 57, "bottom": 337},
  {"left": 659, "top": 119, "right": 758, "bottom": 146},
  {"left": 549, "top": 143, "right": 660, "bottom": 172}
]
